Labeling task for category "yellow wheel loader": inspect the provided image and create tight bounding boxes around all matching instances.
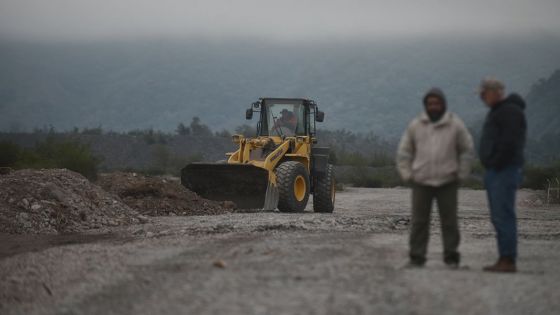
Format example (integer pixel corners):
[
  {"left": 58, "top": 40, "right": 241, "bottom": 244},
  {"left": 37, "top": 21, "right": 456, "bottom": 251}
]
[{"left": 181, "top": 98, "right": 335, "bottom": 212}]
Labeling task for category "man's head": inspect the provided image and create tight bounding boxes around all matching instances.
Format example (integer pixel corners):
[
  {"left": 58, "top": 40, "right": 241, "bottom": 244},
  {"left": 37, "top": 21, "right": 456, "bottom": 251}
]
[
  {"left": 423, "top": 88, "right": 447, "bottom": 122},
  {"left": 479, "top": 78, "right": 505, "bottom": 107}
]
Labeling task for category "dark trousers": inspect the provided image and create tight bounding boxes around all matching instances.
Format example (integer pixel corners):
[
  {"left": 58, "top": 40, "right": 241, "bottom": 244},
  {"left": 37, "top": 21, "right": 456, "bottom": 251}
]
[
  {"left": 409, "top": 181, "right": 460, "bottom": 265},
  {"left": 484, "top": 165, "right": 522, "bottom": 261}
]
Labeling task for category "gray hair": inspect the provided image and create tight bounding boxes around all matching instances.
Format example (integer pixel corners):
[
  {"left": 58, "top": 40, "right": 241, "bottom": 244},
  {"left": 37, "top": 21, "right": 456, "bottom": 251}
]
[{"left": 479, "top": 77, "right": 505, "bottom": 93}]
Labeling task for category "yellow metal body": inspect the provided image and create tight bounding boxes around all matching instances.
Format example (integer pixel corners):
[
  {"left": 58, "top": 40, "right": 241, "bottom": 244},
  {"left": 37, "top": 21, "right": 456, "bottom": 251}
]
[{"left": 226, "top": 135, "right": 313, "bottom": 186}]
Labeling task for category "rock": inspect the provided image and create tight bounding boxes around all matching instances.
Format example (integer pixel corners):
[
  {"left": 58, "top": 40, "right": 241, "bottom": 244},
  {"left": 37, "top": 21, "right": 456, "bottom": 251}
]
[
  {"left": 137, "top": 215, "right": 149, "bottom": 224},
  {"left": 0, "top": 169, "right": 137, "bottom": 234},
  {"left": 222, "top": 201, "right": 236, "bottom": 209},
  {"left": 46, "top": 185, "right": 67, "bottom": 202},
  {"left": 213, "top": 260, "right": 227, "bottom": 268},
  {"left": 145, "top": 232, "right": 155, "bottom": 238}
]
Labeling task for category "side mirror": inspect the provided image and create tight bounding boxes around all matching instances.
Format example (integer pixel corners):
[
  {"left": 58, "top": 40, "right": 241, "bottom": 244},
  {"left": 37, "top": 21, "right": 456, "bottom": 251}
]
[
  {"left": 246, "top": 108, "right": 253, "bottom": 120},
  {"left": 316, "top": 111, "right": 325, "bottom": 122}
]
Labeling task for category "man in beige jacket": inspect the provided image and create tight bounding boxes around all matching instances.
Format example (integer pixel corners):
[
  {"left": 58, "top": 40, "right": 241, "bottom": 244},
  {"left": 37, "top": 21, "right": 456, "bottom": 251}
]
[{"left": 397, "top": 88, "right": 474, "bottom": 268}]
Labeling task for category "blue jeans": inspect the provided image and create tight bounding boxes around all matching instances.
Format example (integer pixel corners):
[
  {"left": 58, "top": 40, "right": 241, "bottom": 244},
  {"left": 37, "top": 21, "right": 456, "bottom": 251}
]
[{"left": 484, "top": 165, "right": 523, "bottom": 260}]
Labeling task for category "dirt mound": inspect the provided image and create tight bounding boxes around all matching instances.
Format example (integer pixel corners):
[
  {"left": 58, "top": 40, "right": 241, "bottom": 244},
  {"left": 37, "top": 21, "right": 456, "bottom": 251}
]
[
  {"left": 96, "top": 172, "right": 232, "bottom": 216},
  {"left": 0, "top": 169, "right": 139, "bottom": 234}
]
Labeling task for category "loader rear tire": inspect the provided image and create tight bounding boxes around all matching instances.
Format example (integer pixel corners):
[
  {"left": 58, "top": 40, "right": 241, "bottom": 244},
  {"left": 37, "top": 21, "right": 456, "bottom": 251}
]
[
  {"left": 276, "top": 161, "right": 310, "bottom": 212},
  {"left": 313, "top": 164, "right": 335, "bottom": 213}
]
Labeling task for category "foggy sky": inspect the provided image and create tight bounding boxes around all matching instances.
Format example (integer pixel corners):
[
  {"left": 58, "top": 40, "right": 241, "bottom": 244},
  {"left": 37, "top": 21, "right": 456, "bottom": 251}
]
[{"left": 1, "top": 0, "right": 559, "bottom": 41}]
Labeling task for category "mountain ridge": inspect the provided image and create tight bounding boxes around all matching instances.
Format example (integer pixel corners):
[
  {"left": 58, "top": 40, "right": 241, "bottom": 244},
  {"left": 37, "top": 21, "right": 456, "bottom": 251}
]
[{"left": 1, "top": 36, "right": 559, "bottom": 140}]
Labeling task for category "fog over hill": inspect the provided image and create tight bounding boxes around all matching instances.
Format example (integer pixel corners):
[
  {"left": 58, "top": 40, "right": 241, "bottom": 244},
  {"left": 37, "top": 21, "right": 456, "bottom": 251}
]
[{"left": 1, "top": 35, "right": 559, "bottom": 139}]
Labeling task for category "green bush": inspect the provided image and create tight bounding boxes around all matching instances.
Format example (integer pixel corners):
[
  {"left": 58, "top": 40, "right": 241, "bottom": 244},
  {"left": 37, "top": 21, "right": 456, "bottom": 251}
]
[
  {"left": 460, "top": 162, "right": 560, "bottom": 190},
  {"left": 523, "top": 163, "right": 560, "bottom": 190},
  {"left": 337, "top": 166, "right": 402, "bottom": 188},
  {"left": 34, "top": 137, "right": 101, "bottom": 179},
  {"left": 0, "top": 141, "right": 21, "bottom": 167},
  {"left": 127, "top": 129, "right": 169, "bottom": 145},
  {"left": 460, "top": 176, "right": 484, "bottom": 189},
  {"left": 0, "top": 137, "right": 100, "bottom": 180},
  {"left": 331, "top": 150, "right": 394, "bottom": 168},
  {"left": 149, "top": 144, "right": 203, "bottom": 176}
]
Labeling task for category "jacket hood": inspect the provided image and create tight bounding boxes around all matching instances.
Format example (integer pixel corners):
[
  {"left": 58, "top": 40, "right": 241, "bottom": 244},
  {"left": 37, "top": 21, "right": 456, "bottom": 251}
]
[
  {"left": 423, "top": 87, "right": 447, "bottom": 122},
  {"left": 503, "top": 93, "right": 526, "bottom": 110},
  {"left": 423, "top": 88, "right": 447, "bottom": 106}
]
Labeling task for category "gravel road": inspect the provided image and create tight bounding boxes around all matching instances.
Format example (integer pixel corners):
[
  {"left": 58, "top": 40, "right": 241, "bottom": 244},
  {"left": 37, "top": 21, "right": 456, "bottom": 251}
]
[{"left": 1, "top": 188, "right": 559, "bottom": 315}]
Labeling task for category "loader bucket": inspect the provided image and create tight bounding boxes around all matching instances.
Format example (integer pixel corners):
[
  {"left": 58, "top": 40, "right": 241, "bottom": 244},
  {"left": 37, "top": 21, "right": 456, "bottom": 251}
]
[{"left": 181, "top": 163, "right": 279, "bottom": 210}]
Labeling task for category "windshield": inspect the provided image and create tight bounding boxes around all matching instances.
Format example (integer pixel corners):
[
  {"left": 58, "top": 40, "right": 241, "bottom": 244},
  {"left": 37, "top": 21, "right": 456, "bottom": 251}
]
[{"left": 265, "top": 102, "right": 305, "bottom": 137}]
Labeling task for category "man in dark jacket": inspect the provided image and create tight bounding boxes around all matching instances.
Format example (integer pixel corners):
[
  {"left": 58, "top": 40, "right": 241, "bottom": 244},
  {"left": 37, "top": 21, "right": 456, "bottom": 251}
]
[{"left": 478, "top": 78, "right": 526, "bottom": 273}]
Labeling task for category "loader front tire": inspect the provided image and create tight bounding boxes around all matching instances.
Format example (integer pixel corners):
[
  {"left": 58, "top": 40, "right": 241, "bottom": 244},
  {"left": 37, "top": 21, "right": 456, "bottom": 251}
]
[
  {"left": 313, "top": 164, "right": 335, "bottom": 213},
  {"left": 276, "top": 161, "right": 310, "bottom": 212}
]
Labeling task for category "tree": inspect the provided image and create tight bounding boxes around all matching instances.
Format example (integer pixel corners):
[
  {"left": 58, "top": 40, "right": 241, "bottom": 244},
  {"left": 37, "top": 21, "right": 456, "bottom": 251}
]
[
  {"left": 215, "top": 129, "right": 232, "bottom": 138},
  {"left": 176, "top": 122, "right": 190, "bottom": 136},
  {"left": 0, "top": 141, "right": 21, "bottom": 167},
  {"left": 235, "top": 124, "right": 256, "bottom": 137},
  {"left": 190, "top": 117, "right": 213, "bottom": 137}
]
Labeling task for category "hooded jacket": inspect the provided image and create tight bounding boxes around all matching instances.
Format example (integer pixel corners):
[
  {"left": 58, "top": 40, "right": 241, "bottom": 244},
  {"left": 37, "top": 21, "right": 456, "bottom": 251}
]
[
  {"left": 396, "top": 92, "right": 475, "bottom": 187},
  {"left": 479, "top": 94, "right": 527, "bottom": 170}
]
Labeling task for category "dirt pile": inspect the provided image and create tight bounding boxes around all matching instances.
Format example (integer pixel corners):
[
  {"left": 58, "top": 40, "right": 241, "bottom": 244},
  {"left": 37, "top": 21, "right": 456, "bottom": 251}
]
[
  {"left": 96, "top": 172, "right": 231, "bottom": 216},
  {"left": 0, "top": 169, "right": 139, "bottom": 234}
]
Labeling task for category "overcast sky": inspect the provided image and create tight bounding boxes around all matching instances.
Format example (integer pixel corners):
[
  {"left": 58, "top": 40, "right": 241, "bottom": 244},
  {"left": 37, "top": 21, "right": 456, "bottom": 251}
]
[{"left": 1, "top": 0, "right": 559, "bottom": 41}]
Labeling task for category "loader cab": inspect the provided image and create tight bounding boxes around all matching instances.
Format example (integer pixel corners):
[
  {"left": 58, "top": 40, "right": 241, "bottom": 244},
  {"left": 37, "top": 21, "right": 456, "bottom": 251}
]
[{"left": 246, "top": 98, "right": 324, "bottom": 138}]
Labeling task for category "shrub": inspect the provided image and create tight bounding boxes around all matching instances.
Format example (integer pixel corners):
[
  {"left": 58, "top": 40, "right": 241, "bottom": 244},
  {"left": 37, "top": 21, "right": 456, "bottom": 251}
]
[
  {"left": 330, "top": 149, "right": 394, "bottom": 168},
  {"left": 149, "top": 144, "right": 204, "bottom": 176},
  {"left": 336, "top": 166, "right": 402, "bottom": 188},
  {"left": 0, "top": 141, "right": 21, "bottom": 167},
  {"left": 0, "top": 137, "right": 100, "bottom": 180},
  {"left": 523, "top": 163, "right": 560, "bottom": 190},
  {"left": 80, "top": 126, "right": 104, "bottom": 135},
  {"left": 34, "top": 137, "right": 101, "bottom": 180}
]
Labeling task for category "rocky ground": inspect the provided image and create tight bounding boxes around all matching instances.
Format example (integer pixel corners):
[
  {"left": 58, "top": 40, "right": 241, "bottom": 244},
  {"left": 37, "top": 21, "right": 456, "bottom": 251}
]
[
  {"left": 0, "top": 169, "right": 139, "bottom": 234},
  {"left": 1, "top": 187, "right": 559, "bottom": 315},
  {"left": 0, "top": 170, "right": 231, "bottom": 235}
]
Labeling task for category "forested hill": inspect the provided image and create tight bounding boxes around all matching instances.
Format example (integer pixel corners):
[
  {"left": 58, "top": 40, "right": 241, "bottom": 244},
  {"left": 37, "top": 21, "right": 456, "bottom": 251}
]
[
  {"left": 526, "top": 69, "right": 560, "bottom": 139},
  {"left": 1, "top": 35, "right": 560, "bottom": 139}
]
